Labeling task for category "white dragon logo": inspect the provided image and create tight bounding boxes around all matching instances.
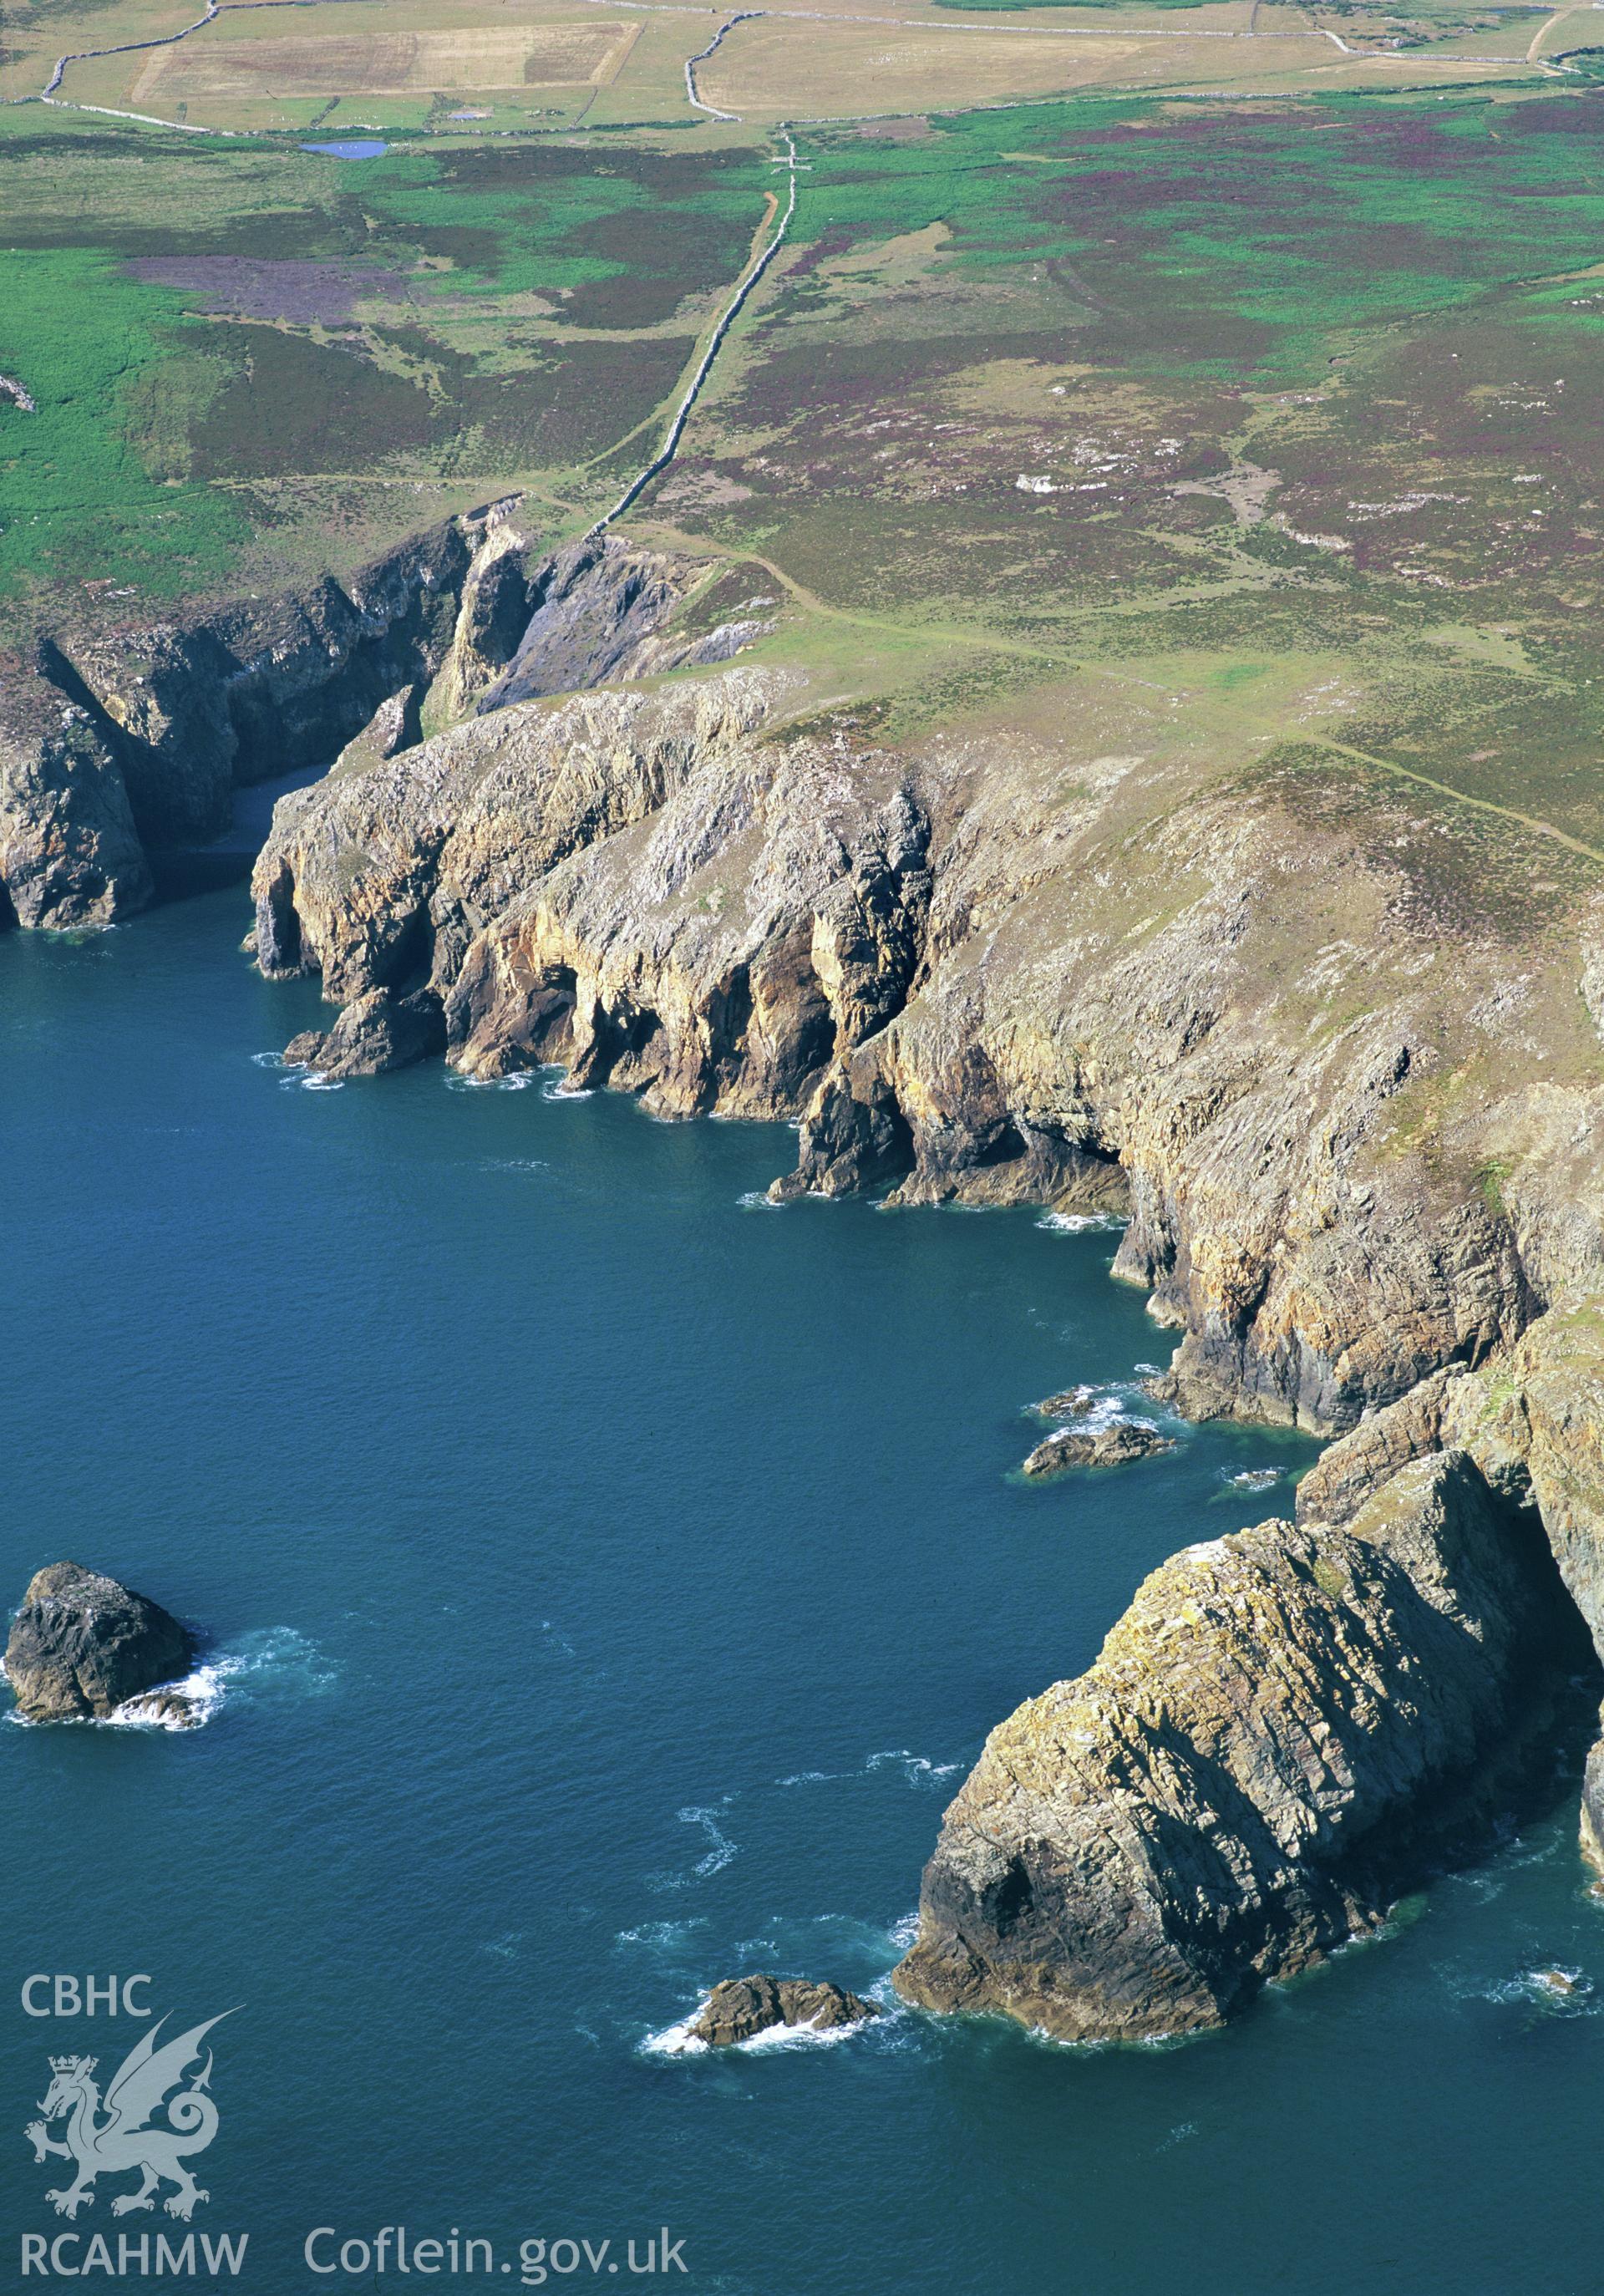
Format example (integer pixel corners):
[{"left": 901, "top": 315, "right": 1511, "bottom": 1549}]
[{"left": 24, "top": 2011, "right": 232, "bottom": 2222}]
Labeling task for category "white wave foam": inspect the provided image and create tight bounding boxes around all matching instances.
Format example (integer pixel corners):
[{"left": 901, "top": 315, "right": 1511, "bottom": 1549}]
[
  {"left": 445, "top": 1070, "right": 536, "bottom": 1092},
  {"left": 1477, "top": 1965, "right": 1597, "bottom": 2013},
  {"left": 293, "top": 1072, "right": 343, "bottom": 1092},
  {"left": 103, "top": 1627, "right": 336, "bottom": 1730},
  {"left": 541, "top": 1077, "right": 593, "bottom": 1102},
  {"left": 1037, "top": 1211, "right": 1127, "bottom": 1235},
  {"left": 250, "top": 1050, "right": 284, "bottom": 1069},
  {"left": 616, "top": 1919, "right": 711, "bottom": 1952},
  {"left": 647, "top": 1805, "right": 740, "bottom": 1891},
  {"left": 738, "top": 1190, "right": 783, "bottom": 1211},
  {"left": 641, "top": 2004, "right": 872, "bottom": 2059},
  {"left": 641, "top": 2013, "right": 708, "bottom": 2057},
  {"left": 886, "top": 1910, "right": 921, "bottom": 1952},
  {"left": 865, "top": 1750, "right": 962, "bottom": 1787},
  {"left": 1223, "top": 1467, "right": 1283, "bottom": 1491}
]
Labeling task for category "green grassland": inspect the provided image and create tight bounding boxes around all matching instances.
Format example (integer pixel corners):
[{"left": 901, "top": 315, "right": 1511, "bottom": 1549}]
[
  {"left": 617, "top": 87, "right": 1604, "bottom": 862},
  {"left": 9, "top": 74, "right": 1604, "bottom": 891},
  {"left": 0, "top": 108, "right": 764, "bottom": 600}
]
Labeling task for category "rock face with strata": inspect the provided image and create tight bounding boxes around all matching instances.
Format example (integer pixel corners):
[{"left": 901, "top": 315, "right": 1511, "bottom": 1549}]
[
  {"left": 0, "top": 507, "right": 515, "bottom": 929},
  {"left": 5, "top": 1562, "right": 195, "bottom": 1723},
  {"left": 241, "top": 622, "right": 1604, "bottom": 1435},
  {"left": 688, "top": 1975, "right": 880, "bottom": 2046},
  {"left": 282, "top": 986, "right": 446, "bottom": 1079},
  {"left": 892, "top": 1452, "right": 1582, "bottom": 2041}
]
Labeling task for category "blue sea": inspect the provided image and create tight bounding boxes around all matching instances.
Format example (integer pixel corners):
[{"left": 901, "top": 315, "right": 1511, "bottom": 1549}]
[{"left": 3, "top": 843, "right": 1603, "bottom": 2293}]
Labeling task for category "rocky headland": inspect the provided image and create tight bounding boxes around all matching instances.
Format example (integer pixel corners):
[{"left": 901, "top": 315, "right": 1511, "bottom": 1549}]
[
  {"left": 895, "top": 1305, "right": 1604, "bottom": 2040},
  {"left": 4, "top": 1562, "right": 196, "bottom": 1724},
  {"left": 228, "top": 535, "right": 1604, "bottom": 1436},
  {"left": 14, "top": 515, "right": 1604, "bottom": 2039}
]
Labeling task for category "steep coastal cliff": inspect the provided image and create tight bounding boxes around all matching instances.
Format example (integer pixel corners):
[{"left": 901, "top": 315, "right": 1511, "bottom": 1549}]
[
  {"left": 240, "top": 563, "right": 1604, "bottom": 1434},
  {"left": 0, "top": 500, "right": 539, "bottom": 932},
  {"left": 16, "top": 514, "right": 1604, "bottom": 2050}
]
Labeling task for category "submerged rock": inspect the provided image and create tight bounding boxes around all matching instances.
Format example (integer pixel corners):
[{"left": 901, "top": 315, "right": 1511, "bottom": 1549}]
[
  {"left": 893, "top": 1453, "right": 1585, "bottom": 2042},
  {"left": 1033, "top": 1385, "right": 1099, "bottom": 1420},
  {"left": 5, "top": 1562, "right": 194, "bottom": 1723},
  {"left": 1021, "top": 1420, "right": 1175, "bottom": 1476},
  {"left": 115, "top": 1689, "right": 201, "bottom": 1729},
  {"left": 688, "top": 1975, "right": 880, "bottom": 2047}
]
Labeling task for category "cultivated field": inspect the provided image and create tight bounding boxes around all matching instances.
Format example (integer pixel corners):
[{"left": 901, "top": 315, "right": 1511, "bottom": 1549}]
[
  {"left": 8, "top": 0, "right": 1596, "bottom": 125},
  {"left": 132, "top": 21, "right": 639, "bottom": 100}
]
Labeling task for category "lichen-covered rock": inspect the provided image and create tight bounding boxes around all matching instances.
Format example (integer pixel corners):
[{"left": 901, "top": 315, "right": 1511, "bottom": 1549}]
[
  {"left": 1294, "top": 1366, "right": 1470, "bottom": 1526},
  {"left": 1021, "top": 1421, "right": 1175, "bottom": 1476},
  {"left": 892, "top": 1452, "right": 1580, "bottom": 2041},
  {"left": 5, "top": 1562, "right": 194, "bottom": 1723},
  {"left": 1443, "top": 1295, "right": 1604, "bottom": 1648},
  {"left": 688, "top": 1975, "right": 880, "bottom": 2046}
]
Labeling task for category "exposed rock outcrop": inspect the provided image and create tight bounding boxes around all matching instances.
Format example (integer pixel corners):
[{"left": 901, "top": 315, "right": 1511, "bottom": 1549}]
[
  {"left": 1582, "top": 1721, "right": 1604, "bottom": 1876},
  {"left": 0, "top": 669, "right": 152, "bottom": 930},
  {"left": 891, "top": 1452, "right": 1589, "bottom": 2042},
  {"left": 282, "top": 987, "right": 445, "bottom": 1079},
  {"left": 248, "top": 646, "right": 1604, "bottom": 1433},
  {"left": 0, "top": 514, "right": 483, "bottom": 927},
  {"left": 1293, "top": 1366, "right": 1469, "bottom": 1527},
  {"left": 1021, "top": 1421, "right": 1175, "bottom": 1476},
  {"left": 475, "top": 535, "right": 708, "bottom": 714},
  {"left": 688, "top": 1975, "right": 880, "bottom": 2046},
  {"left": 5, "top": 1562, "right": 195, "bottom": 1724},
  {"left": 331, "top": 688, "right": 422, "bottom": 780}
]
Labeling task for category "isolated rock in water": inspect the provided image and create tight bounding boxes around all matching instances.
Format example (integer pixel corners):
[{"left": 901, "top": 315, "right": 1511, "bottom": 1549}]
[
  {"left": 282, "top": 986, "right": 444, "bottom": 1079},
  {"left": 1034, "top": 1385, "right": 1099, "bottom": 1420},
  {"left": 893, "top": 1452, "right": 1583, "bottom": 2041},
  {"left": 688, "top": 1975, "right": 880, "bottom": 2046},
  {"left": 1022, "top": 1420, "right": 1175, "bottom": 1476},
  {"left": 5, "top": 1562, "right": 194, "bottom": 1722}
]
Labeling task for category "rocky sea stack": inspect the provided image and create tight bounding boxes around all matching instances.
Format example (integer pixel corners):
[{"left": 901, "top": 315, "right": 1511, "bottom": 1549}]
[
  {"left": 4, "top": 1562, "right": 195, "bottom": 1724},
  {"left": 688, "top": 1976, "right": 880, "bottom": 2046},
  {"left": 894, "top": 1438, "right": 1595, "bottom": 2042}
]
